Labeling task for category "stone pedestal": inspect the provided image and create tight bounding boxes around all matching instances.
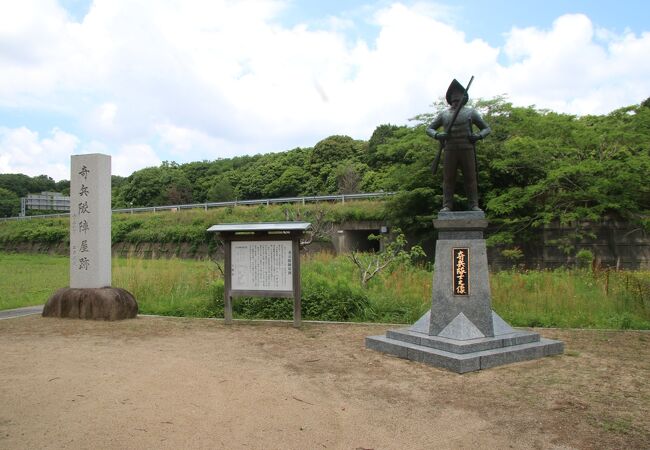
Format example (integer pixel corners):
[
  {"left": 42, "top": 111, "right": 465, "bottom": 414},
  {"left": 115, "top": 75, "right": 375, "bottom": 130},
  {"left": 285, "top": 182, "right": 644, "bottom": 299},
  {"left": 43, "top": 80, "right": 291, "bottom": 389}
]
[
  {"left": 366, "top": 211, "right": 563, "bottom": 373},
  {"left": 43, "top": 287, "right": 138, "bottom": 321}
]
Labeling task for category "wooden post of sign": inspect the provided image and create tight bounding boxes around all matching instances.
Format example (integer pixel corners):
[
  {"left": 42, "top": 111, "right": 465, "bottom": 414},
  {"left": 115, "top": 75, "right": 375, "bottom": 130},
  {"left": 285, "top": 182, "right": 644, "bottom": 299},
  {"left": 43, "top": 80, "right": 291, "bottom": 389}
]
[
  {"left": 223, "top": 239, "right": 233, "bottom": 324},
  {"left": 292, "top": 238, "right": 301, "bottom": 328}
]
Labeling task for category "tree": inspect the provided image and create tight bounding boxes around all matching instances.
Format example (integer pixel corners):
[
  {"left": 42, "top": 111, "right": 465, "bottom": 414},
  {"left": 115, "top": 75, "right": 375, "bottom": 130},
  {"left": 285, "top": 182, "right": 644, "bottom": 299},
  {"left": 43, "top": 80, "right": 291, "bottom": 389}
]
[
  {"left": 385, "top": 187, "right": 437, "bottom": 233},
  {"left": 335, "top": 163, "right": 364, "bottom": 194},
  {"left": 367, "top": 124, "right": 402, "bottom": 168},
  {"left": 349, "top": 230, "right": 425, "bottom": 288},
  {"left": 265, "top": 166, "right": 309, "bottom": 198},
  {"left": 310, "top": 135, "right": 364, "bottom": 168},
  {"left": 0, "top": 187, "right": 20, "bottom": 217},
  {"left": 114, "top": 162, "right": 196, "bottom": 207},
  {"left": 0, "top": 173, "right": 56, "bottom": 197},
  {"left": 116, "top": 167, "right": 166, "bottom": 207},
  {"left": 308, "top": 136, "right": 366, "bottom": 194},
  {"left": 206, "top": 177, "right": 236, "bottom": 202},
  {"left": 158, "top": 162, "right": 193, "bottom": 205},
  {"left": 54, "top": 179, "right": 70, "bottom": 195},
  {"left": 164, "top": 180, "right": 192, "bottom": 205},
  {"left": 482, "top": 99, "right": 650, "bottom": 249},
  {"left": 282, "top": 207, "right": 334, "bottom": 247}
]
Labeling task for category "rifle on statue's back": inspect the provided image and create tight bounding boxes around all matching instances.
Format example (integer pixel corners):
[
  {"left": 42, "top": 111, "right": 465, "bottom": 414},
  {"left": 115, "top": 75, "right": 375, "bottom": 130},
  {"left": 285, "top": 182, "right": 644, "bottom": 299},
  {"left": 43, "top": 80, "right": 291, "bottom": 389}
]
[{"left": 431, "top": 75, "right": 474, "bottom": 174}]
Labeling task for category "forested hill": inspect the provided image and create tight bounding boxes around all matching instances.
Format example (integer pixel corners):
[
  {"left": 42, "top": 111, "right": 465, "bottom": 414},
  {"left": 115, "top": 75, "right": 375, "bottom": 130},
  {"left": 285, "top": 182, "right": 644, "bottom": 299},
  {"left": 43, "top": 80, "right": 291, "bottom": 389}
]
[{"left": 2, "top": 97, "right": 649, "bottom": 245}]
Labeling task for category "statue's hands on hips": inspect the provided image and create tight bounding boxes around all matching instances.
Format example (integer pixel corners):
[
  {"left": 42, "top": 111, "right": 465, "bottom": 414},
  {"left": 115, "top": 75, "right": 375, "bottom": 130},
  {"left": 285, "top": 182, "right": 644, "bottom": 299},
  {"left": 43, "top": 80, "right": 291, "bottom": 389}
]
[
  {"left": 469, "top": 133, "right": 483, "bottom": 143},
  {"left": 434, "top": 131, "right": 448, "bottom": 141}
]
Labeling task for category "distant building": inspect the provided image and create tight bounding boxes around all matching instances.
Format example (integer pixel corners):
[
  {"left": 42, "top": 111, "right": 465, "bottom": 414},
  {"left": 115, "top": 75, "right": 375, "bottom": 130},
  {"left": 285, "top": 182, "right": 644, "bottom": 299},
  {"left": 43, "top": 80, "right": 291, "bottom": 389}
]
[{"left": 20, "top": 192, "right": 70, "bottom": 216}]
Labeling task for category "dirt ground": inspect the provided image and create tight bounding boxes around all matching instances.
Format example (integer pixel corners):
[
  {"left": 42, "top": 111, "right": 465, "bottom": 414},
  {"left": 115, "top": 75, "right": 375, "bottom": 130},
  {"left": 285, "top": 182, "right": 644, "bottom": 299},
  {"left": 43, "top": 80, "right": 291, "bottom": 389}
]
[{"left": 1, "top": 316, "right": 648, "bottom": 450}]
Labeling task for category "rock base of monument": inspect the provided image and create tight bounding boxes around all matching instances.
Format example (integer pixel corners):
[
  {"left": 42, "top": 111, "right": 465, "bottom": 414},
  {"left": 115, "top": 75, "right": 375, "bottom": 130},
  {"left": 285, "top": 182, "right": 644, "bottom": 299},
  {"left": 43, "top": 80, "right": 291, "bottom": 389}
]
[
  {"left": 43, "top": 287, "right": 138, "bottom": 321},
  {"left": 366, "top": 313, "right": 564, "bottom": 373}
]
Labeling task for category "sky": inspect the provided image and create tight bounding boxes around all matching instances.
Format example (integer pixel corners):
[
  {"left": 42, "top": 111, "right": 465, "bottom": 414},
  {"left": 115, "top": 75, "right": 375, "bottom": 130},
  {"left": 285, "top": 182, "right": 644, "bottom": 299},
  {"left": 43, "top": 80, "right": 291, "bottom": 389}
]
[{"left": 1, "top": 0, "right": 649, "bottom": 181}]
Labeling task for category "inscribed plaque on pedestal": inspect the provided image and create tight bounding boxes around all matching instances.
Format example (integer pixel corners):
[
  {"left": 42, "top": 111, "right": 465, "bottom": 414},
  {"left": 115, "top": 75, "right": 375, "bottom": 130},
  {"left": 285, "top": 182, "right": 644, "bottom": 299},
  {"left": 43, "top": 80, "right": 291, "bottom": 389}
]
[{"left": 452, "top": 247, "right": 469, "bottom": 296}]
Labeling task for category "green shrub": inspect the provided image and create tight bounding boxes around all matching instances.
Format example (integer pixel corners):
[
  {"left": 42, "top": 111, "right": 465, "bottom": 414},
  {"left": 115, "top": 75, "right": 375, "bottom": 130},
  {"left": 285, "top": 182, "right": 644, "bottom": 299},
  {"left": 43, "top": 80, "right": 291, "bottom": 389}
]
[
  {"left": 112, "top": 219, "right": 143, "bottom": 241},
  {"left": 233, "top": 296, "right": 294, "bottom": 320},
  {"left": 576, "top": 249, "right": 594, "bottom": 269},
  {"left": 301, "top": 275, "right": 369, "bottom": 321},
  {"left": 228, "top": 271, "right": 370, "bottom": 321}
]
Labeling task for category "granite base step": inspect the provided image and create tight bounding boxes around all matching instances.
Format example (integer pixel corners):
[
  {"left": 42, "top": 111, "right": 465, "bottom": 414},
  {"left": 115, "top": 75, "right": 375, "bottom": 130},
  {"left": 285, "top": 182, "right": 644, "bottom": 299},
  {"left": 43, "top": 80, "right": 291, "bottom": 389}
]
[
  {"left": 386, "top": 327, "right": 542, "bottom": 354},
  {"left": 366, "top": 333, "right": 564, "bottom": 373}
]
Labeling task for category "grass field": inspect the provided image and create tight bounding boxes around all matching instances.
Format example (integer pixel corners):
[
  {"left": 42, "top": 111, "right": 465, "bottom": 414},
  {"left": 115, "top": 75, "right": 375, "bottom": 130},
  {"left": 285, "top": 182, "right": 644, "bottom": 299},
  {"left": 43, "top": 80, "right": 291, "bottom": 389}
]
[
  {"left": 0, "top": 253, "right": 68, "bottom": 310},
  {"left": 1, "top": 252, "right": 649, "bottom": 329}
]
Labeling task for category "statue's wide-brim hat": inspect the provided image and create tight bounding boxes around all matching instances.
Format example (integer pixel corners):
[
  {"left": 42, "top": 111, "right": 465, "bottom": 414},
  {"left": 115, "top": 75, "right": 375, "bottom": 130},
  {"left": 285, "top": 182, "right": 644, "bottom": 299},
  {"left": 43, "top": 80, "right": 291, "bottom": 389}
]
[{"left": 446, "top": 79, "right": 469, "bottom": 105}]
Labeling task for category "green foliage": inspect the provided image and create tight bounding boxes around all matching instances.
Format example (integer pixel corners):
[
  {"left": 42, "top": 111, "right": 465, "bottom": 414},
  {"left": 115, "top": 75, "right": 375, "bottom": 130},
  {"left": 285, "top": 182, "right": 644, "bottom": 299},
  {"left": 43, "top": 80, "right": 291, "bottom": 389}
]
[
  {"left": 301, "top": 277, "right": 369, "bottom": 321},
  {"left": 301, "top": 255, "right": 370, "bottom": 320},
  {"left": 310, "top": 135, "right": 365, "bottom": 169},
  {"left": 112, "top": 257, "right": 222, "bottom": 317},
  {"left": 3, "top": 252, "right": 648, "bottom": 329},
  {"left": 0, "top": 201, "right": 388, "bottom": 248},
  {"left": 576, "top": 249, "right": 594, "bottom": 269},
  {"left": 367, "top": 124, "right": 403, "bottom": 168},
  {"left": 350, "top": 229, "right": 426, "bottom": 288},
  {"left": 230, "top": 280, "right": 369, "bottom": 322},
  {"left": 266, "top": 165, "right": 310, "bottom": 198},
  {"left": 480, "top": 99, "right": 650, "bottom": 252},
  {"left": 334, "top": 162, "right": 366, "bottom": 194},
  {"left": 234, "top": 150, "right": 306, "bottom": 199},
  {"left": 501, "top": 247, "right": 524, "bottom": 264},
  {"left": 0, "top": 187, "right": 20, "bottom": 217},
  {"left": 0, "top": 173, "right": 57, "bottom": 197},
  {"left": 0, "top": 174, "right": 70, "bottom": 218},
  {"left": 0, "top": 253, "right": 69, "bottom": 310},
  {"left": 385, "top": 188, "right": 436, "bottom": 232},
  {"left": 0, "top": 218, "right": 68, "bottom": 244},
  {"left": 205, "top": 177, "right": 236, "bottom": 202},
  {"left": 113, "top": 162, "right": 194, "bottom": 207},
  {"left": 491, "top": 268, "right": 650, "bottom": 329},
  {"left": 0, "top": 253, "right": 650, "bottom": 329},
  {"left": 111, "top": 217, "right": 144, "bottom": 241}
]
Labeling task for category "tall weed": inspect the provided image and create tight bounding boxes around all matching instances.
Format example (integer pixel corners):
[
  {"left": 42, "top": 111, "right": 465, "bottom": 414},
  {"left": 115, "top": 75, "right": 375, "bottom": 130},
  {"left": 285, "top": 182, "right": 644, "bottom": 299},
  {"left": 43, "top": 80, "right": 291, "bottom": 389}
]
[{"left": 1, "top": 251, "right": 648, "bottom": 329}]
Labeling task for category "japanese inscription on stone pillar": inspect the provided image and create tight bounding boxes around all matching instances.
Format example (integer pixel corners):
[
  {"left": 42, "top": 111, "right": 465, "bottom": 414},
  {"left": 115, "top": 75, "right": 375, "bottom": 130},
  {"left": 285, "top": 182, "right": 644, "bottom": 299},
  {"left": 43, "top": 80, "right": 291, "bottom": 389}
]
[
  {"left": 70, "top": 154, "right": 112, "bottom": 288},
  {"left": 452, "top": 248, "right": 469, "bottom": 296},
  {"left": 231, "top": 241, "right": 293, "bottom": 291}
]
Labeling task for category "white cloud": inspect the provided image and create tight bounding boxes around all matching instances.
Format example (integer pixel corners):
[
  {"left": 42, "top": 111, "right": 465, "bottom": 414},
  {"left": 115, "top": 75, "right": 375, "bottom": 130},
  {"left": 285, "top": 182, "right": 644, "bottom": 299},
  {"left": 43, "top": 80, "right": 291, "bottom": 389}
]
[
  {"left": 112, "top": 144, "right": 161, "bottom": 177},
  {"left": 154, "top": 122, "right": 236, "bottom": 159},
  {"left": 0, "top": 127, "right": 78, "bottom": 180},
  {"left": 0, "top": 125, "right": 160, "bottom": 180},
  {"left": 1, "top": 2, "right": 650, "bottom": 181},
  {"left": 98, "top": 103, "right": 117, "bottom": 128},
  {"left": 496, "top": 14, "right": 650, "bottom": 114}
]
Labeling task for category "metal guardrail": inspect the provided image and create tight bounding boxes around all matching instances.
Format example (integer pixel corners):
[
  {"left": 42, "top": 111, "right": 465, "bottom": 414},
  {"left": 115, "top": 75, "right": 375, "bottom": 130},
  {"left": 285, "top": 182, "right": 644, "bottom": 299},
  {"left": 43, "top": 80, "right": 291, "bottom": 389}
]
[{"left": 0, "top": 192, "right": 395, "bottom": 221}]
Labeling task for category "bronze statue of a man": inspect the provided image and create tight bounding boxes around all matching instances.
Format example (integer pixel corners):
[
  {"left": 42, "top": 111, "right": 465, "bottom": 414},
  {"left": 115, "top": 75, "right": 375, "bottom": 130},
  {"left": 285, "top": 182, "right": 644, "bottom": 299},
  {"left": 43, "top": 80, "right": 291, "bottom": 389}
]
[{"left": 426, "top": 79, "right": 491, "bottom": 212}]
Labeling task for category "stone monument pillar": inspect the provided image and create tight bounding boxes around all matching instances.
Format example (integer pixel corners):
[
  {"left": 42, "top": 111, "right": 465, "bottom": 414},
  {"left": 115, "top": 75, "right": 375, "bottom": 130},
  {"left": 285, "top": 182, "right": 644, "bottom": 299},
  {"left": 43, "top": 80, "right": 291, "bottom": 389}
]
[
  {"left": 43, "top": 154, "right": 138, "bottom": 320},
  {"left": 69, "top": 154, "right": 112, "bottom": 288},
  {"left": 366, "top": 211, "right": 563, "bottom": 373}
]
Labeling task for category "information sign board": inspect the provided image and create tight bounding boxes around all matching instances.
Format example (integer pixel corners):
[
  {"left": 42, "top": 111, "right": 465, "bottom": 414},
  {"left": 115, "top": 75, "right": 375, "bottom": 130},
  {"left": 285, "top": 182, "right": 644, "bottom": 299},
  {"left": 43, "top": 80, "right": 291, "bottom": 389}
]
[{"left": 232, "top": 241, "right": 293, "bottom": 291}]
